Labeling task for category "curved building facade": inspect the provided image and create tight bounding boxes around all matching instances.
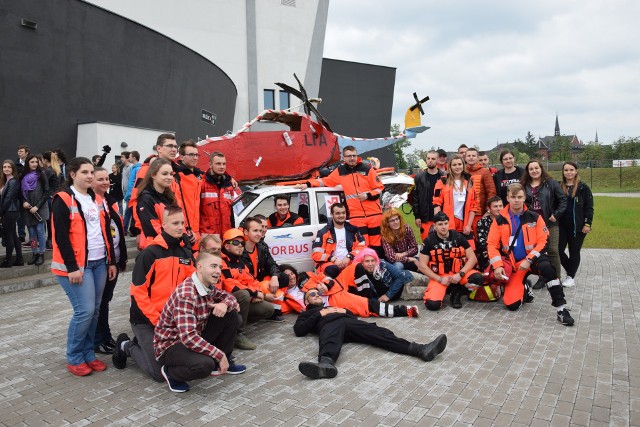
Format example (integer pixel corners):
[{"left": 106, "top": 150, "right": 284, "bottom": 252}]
[{"left": 0, "top": 0, "right": 237, "bottom": 161}]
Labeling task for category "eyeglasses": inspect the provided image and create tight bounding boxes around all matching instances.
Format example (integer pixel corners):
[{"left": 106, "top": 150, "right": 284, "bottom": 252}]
[
  {"left": 162, "top": 144, "right": 179, "bottom": 149},
  {"left": 343, "top": 154, "right": 357, "bottom": 158},
  {"left": 388, "top": 217, "right": 400, "bottom": 223},
  {"left": 183, "top": 153, "right": 200, "bottom": 158},
  {"left": 307, "top": 291, "right": 320, "bottom": 297},
  {"left": 226, "top": 240, "right": 244, "bottom": 246}
]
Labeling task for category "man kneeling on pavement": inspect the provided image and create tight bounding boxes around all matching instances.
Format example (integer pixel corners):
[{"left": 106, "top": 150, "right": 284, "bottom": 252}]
[
  {"left": 153, "top": 250, "right": 247, "bottom": 392},
  {"left": 294, "top": 289, "right": 447, "bottom": 379},
  {"left": 419, "top": 212, "right": 484, "bottom": 310}
]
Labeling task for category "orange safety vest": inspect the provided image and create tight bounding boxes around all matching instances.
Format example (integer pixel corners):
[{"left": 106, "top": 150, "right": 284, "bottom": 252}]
[
  {"left": 51, "top": 189, "right": 113, "bottom": 276},
  {"left": 421, "top": 230, "right": 469, "bottom": 275}
]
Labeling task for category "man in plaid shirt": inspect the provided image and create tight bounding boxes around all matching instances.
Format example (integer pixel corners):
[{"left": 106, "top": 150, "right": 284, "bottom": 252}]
[{"left": 154, "top": 251, "right": 244, "bottom": 393}]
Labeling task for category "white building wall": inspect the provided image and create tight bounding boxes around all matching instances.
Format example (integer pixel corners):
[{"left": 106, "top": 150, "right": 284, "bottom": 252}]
[
  {"left": 77, "top": 122, "right": 173, "bottom": 171},
  {"left": 85, "top": 0, "right": 326, "bottom": 134}
]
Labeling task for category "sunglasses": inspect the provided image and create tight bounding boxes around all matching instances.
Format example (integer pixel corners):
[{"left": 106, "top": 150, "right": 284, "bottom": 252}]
[
  {"left": 307, "top": 291, "right": 320, "bottom": 298},
  {"left": 226, "top": 240, "right": 244, "bottom": 246}
]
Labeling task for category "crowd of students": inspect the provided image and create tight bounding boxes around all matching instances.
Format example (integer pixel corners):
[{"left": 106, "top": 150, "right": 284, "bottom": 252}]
[{"left": 0, "top": 136, "right": 594, "bottom": 392}]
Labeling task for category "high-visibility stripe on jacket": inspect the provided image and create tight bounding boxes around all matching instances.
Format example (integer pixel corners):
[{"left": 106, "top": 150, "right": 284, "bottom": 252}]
[
  {"left": 422, "top": 230, "right": 469, "bottom": 275},
  {"left": 199, "top": 171, "right": 241, "bottom": 236},
  {"left": 129, "top": 232, "right": 195, "bottom": 326},
  {"left": 51, "top": 188, "right": 115, "bottom": 276},
  {"left": 311, "top": 222, "right": 365, "bottom": 267},
  {"left": 487, "top": 206, "right": 549, "bottom": 270},
  {"left": 267, "top": 211, "right": 304, "bottom": 228},
  {"left": 432, "top": 175, "right": 477, "bottom": 229},
  {"left": 308, "top": 158, "right": 383, "bottom": 219}
]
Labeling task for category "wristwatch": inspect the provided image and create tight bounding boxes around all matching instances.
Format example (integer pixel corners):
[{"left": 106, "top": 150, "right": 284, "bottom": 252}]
[{"left": 459, "top": 270, "right": 466, "bottom": 278}]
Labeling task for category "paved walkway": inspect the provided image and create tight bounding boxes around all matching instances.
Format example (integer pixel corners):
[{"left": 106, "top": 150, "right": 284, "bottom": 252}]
[{"left": 1, "top": 249, "right": 639, "bottom": 426}]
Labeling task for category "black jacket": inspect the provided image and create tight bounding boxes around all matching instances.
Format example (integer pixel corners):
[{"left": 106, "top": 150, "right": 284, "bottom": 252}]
[
  {"left": 293, "top": 305, "right": 356, "bottom": 337},
  {"left": 109, "top": 173, "right": 124, "bottom": 201},
  {"left": 412, "top": 169, "right": 446, "bottom": 221},
  {"left": 241, "top": 241, "right": 280, "bottom": 281},
  {"left": 560, "top": 182, "right": 594, "bottom": 234},
  {"left": 524, "top": 178, "right": 567, "bottom": 226},
  {"left": 105, "top": 192, "right": 128, "bottom": 270},
  {"left": 0, "top": 177, "right": 21, "bottom": 216}
]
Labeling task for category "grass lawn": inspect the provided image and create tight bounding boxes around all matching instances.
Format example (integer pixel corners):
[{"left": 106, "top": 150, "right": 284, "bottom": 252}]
[
  {"left": 398, "top": 196, "right": 640, "bottom": 249},
  {"left": 584, "top": 196, "right": 640, "bottom": 249},
  {"left": 547, "top": 166, "right": 640, "bottom": 193}
]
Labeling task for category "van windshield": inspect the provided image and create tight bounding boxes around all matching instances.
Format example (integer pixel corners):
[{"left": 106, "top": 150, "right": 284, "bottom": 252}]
[{"left": 232, "top": 191, "right": 259, "bottom": 217}]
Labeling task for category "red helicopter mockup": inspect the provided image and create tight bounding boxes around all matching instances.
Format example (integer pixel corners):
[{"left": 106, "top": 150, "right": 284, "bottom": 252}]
[{"left": 196, "top": 74, "right": 429, "bottom": 184}]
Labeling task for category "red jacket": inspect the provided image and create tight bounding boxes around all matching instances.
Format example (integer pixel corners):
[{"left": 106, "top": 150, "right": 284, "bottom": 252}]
[
  {"left": 174, "top": 162, "right": 203, "bottom": 236},
  {"left": 219, "top": 250, "right": 261, "bottom": 295},
  {"left": 311, "top": 222, "right": 365, "bottom": 267},
  {"left": 200, "top": 171, "right": 241, "bottom": 236}
]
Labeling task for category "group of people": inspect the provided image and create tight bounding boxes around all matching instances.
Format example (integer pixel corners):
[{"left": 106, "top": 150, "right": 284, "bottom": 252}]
[
  {"left": 9, "top": 135, "right": 593, "bottom": 392},
  {"left": 0, "top": 145, "right": 71, "bottom": 267},
  {"left": 411, "top": 144, "right": 593, "bottom": 322}
]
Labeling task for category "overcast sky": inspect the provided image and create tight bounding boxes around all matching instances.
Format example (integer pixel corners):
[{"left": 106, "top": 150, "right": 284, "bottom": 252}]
[{"left": 323, "top": 0, "right": 640, "bottom": 153}]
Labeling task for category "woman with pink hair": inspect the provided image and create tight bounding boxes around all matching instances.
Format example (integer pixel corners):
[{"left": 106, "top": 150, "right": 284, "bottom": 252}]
[{"left": 339, "top": 247, "right": 413, "bottom": 302}]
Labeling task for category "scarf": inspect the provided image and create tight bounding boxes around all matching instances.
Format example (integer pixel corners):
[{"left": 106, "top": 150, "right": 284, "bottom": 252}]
[{"left": 21, "top": 171, "right": 39, "bottom": 201}]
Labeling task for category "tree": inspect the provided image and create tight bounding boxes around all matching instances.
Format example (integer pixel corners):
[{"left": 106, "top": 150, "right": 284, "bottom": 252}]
[
  {"left": 390, "top": 123, "right": 411, "bottom": 170},
  {"left": 551, "top": 136, "right": 572, "bottom": 161},
  {"left": 406, "top": 148, "right": 429, "bottom": 170}
]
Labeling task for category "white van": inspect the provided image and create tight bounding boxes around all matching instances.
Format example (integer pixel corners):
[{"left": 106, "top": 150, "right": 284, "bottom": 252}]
[{"left": 232, "top": 173, "right": 414, "bottom": 271}]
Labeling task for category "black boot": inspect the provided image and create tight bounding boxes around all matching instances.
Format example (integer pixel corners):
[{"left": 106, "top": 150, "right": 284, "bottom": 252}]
[
  {"left": 450, "top": 291, "right": 463, "bottom": 309},
  {"left": 27, "top": 254, "right": 38, "bottom": 265},
  {"left": 298, "top": 356, "right": 338, "bottom": 379},
  {"left": 409, "top": 334, "right": 448, "bottom": 362},
  {"left": 12, "top": 257, "right": 24, "bottom": 266},
  {"left": 34, "top": 253, "right": 44, "bottom": 266},
  {"left": 0, "top": 257, "right": 11, "bottom": 268}
]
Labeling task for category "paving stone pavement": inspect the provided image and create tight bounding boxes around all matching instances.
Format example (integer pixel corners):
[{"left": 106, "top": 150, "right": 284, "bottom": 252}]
[{"left": 0, "top": 249, "right": 639, "bottom": 426}]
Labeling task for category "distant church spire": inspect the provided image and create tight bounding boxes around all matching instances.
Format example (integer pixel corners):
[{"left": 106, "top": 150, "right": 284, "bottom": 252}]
[
  {"left": 595, "top": 129, "right": 599, "bottom": 143},
  {"left": 554, "top": 113, "right": 560, "bottom": 137}
]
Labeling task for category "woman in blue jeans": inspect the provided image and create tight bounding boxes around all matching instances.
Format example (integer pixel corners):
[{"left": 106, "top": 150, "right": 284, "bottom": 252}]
[
  {"left": 20, "top": 154, "right": 52, "bottom": 266},
  {"left": 51, "top": 157, "right": 116, "bottom": 376}
]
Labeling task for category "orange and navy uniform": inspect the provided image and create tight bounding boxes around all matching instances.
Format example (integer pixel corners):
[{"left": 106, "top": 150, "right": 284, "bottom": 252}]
[
  {"left": 267, "top": 211, "right": 304, "bottom": 228},
  {"left": 487, "top": 205, "right": 566, "bottom": 310},
  {"left": 420, "top": 230, "right": 482, "bottom": 309},
  {"left": 432, "top": 174, "right": 478, "bottom": 234},
  {"left": 307, "top": 158, "right": 384, "bottom": 249},
  {"left": 311, "top": 222, "right": 365, "bottom": 273},
  {"left": 200, "top": 171, "right": 241, "bottom": 236},
  {"left": 135, "top": 186, "right": 172, "bottom": 250},
  {"left": 173, "top": 161, "right": 204, "bottom": 243},
  {"left": 51, "top": 187, "right": 116, "bottom": 276},
  {"left": 129, "top": 231, "right": 195, "bottom": 326},
  {"left": 219, "top": 250, "right": 262, "bottom": 296}
]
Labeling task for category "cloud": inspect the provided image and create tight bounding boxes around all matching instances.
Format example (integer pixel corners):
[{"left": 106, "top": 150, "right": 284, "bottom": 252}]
[{"left": 324, "top": 0, "right": 640, "bottom": 151}]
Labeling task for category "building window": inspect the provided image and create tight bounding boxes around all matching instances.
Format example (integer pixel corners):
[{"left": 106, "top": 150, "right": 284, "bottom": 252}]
[
  {"left": 264, "top": 89, "right": 275, "bottom": 110},
  {"left": 279, "top": 91, "right": 290, "bottom": 110}
]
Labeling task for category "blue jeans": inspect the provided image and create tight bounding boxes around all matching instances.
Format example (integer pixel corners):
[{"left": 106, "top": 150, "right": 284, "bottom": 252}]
[
  {"left": 28, "top": 222, "right": 46, "bottom": 254},
  {"left": 123, "top": 206, "right": 133, "bottom": 233},
  {"left": 57, "top": 258, "right": 107, "bottom": 365}
]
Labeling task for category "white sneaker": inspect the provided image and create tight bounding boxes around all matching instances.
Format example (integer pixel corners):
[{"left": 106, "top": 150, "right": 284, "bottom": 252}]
[{"left": 562, "top": 277, "right": 576, "bottom": 288}]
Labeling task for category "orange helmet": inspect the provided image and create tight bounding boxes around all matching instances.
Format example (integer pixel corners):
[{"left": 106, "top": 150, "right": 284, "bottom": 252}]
[{"left": 222, "top": 228, "right": 248, "bottom": 243}]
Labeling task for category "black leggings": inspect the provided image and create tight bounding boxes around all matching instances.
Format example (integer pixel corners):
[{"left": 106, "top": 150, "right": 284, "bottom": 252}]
[
  {"left": 2, "top": 212, "right": 22, "bottom": 260},
  {"left": 558, "top": 226, "right": 586, "bottom": 278}
]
